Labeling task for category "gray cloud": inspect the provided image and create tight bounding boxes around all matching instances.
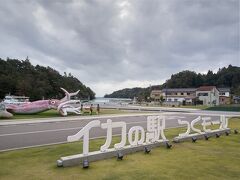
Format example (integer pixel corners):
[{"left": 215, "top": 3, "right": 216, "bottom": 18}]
[{"left": 0, "top": 0, "right": 239, "bottom": 96}]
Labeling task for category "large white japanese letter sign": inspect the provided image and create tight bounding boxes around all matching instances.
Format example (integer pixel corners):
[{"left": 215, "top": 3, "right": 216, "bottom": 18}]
[
  {"left": 173, "top": 115, "right": 230, "bottom": 142},
  {"left": 55, "top": 116, "right": 169, "bottom": 168},
  {"left": 146, "top": 116, "right": 166, "bottom": 143},
  {"left": 58, "top": 115, "right": 231, "bottom": 167},
  {"left": 68, "top": 120, "right": 101, "bottom": 155},
  {"left": 66, "top": 116, "right": 168, "bottom": 158}
]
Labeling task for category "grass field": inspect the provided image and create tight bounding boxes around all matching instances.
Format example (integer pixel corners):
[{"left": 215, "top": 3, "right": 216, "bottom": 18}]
[
  {"left": 205, "top": 104, "right": 240, "bottom": 112},
  {"left": 179, "top": 105, "right": 209, "bottom": 109},
  {"left": 0, "top": 108, "right": 127, "bottom": 120},
  {"left": 180, "top": 104, "right": 240, "bottom": 111},
  {"left": 0, "top": 118, "right": 239, "bottom": 180},
  {"left": 143, "top": 104, "right": 240, "bottom": 111}
]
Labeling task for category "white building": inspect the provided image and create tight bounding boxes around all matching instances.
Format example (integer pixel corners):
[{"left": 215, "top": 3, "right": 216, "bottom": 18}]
[
  {"left": 196, "top": 86, "right": 219, "bottom": 106},
  {"left": 150, "top": 86, "right": 227, "bottom": 106}
]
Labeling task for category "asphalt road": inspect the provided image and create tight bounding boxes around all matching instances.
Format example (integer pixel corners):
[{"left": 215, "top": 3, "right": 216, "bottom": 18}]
[{"left": 0, "top": 112, "right": 225, "bottom": 152}]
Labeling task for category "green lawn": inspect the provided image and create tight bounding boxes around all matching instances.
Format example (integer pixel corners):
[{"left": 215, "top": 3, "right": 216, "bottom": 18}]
[
  {"left": 180, "top": 104, "right": 240, "bottom": 112},
  {"left": 179, "top": 105, "right": 209, "bottom": 109},
  {"left": 0, "top": 109, "right": 128, "bottom": 120},
  {"left": 205, "top": 104, "right": 240, "bottom": 112},
  {"left": 0, "top": 118, "right": 239, "bottom": 180}
]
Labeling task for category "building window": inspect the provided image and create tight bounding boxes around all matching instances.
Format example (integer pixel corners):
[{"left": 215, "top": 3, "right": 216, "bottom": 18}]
[
  {"left": 181, "top": 93, "right": 184, "bottom": 95},
  {"left": 198, "top": 93, "right": 208, "bottom": 96},
  {"left": 187, "top": 93, "right": 190, "bottom": 95}
]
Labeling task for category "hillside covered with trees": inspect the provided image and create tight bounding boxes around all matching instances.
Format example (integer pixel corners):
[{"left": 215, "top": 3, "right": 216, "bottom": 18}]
[
  {"left": 104, "top": 65, "right": 240, "bottom": 100},
  {"left": 104, "top": 87, "right": 151, "bottom": 102},
  {"left": 0, "top": 58, "right": 95, "bottom": 100}
]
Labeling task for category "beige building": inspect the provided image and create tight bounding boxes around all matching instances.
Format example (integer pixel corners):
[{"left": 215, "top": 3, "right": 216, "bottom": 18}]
[
  {"left": 150, "top": 90, "right": 162, "bottom": 101},
  {"left": 161, "top": 88, "right": 196, "bottom": 105},
  {"left": 218, "top": 88, "right": 231, "bottom": 105}
]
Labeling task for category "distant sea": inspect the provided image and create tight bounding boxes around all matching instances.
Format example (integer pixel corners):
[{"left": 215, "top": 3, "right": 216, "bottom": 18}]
[{"left": 91, "top": 97, "right": 132, "bottom": 105}]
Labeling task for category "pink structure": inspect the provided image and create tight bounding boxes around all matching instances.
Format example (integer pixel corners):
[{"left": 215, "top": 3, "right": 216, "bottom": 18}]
[
  {"left": 2, "top": 88, "right": 81, "bottom": 117},
  {"left": 6, "top": 99, "right": 60, "bottom": 114}
]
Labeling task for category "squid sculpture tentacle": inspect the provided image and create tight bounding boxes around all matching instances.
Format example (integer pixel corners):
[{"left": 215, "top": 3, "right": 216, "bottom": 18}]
[{"left": 0, "top": 88, "right": 82, "bottom": 118}]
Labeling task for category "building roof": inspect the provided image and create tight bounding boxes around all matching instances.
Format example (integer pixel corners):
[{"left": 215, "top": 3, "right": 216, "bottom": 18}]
[
  {"left": 197, "top": 86, "right": 216, "bottom": 91},
  {"left": 150, "top": 90, "right": 161, "bottom": 96},
  {"left": 185, "top": 96, "right": 196, "bottom": 100},
  {"left": 161, "top": 88, "right": 197, "bottom": 92},
  {"left": 219, "top": 96, "right": 230, "bottom": 98},
  {"left": 151, "top": 90, "right": 161, "bottom": 93},
  {"left": 233, "top": 96, "right": 240, "bottom": 100},
  {"left": 218, "top": 87, "right": 230, "bottom": 92},
  {"left": 4, "top": 95, "right": 29, "bottom": 99}
]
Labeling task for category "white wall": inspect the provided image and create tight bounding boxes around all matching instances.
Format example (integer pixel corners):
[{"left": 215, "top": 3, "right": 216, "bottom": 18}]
[
  {"left": 197, "top": 88, "right": 219, "bottom": 106},
  {"left": 166, "top": 97, "right": 186, "bottom": 102}
]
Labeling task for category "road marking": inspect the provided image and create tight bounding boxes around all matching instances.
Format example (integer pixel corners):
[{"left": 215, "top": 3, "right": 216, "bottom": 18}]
[
  {"left": 0, "top": 116, "right": 188, "bottom": 137},
  {"left": 0, "top": 125, "right": 185, "bottom": 152},
  {"left": 0, "top": 121, "right": 147, "bottom": 137},
  {"left": 166, "top": 116, "right": 185, "bottom": 120},
  {"left": 0, "top": 113, "right": 163, "bottom": 126}
]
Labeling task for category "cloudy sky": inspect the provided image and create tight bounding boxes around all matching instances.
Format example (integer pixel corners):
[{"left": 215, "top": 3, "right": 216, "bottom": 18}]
[{"left": 0, "top": 0, "right": 239, "bottom": 96}]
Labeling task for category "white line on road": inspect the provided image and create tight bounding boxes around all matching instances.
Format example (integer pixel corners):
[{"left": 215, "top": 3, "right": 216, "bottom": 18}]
[
  {"left": 0, "top": 113, "right": 163, "bottom": 126},
  {"left": 166, "top": 116, "right": 185, "bottom": 119},
  {"left": 0, "top": 125, "right": 185, "bottom": 153},
  {"left": 0, "top": 116, "right": 188, "bottom": 137},
  {"left": 0, "top": 121, "right": 147, "bottom": 137}
]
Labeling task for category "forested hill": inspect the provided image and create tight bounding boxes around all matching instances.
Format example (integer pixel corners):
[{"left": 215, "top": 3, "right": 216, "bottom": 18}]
[
  {"left": 104, "top": 65, "right": 240, "bottom": 100},
  {"left": 104, "top": 87, "right": 150, "bottom": 101},
  {"left": 0, "top": 58, "right": 95, "bottom": 100}
]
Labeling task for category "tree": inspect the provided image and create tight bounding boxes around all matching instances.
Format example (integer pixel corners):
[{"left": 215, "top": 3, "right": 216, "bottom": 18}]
[
  {"left": 0, "top": 58, "right": 95, "bottom": 100},
  {"left": 105, "top": 65, "right": 240, "bottom": 99},
  {"left": 160, "top": 95, "right": 164, "bottom": 105}
]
